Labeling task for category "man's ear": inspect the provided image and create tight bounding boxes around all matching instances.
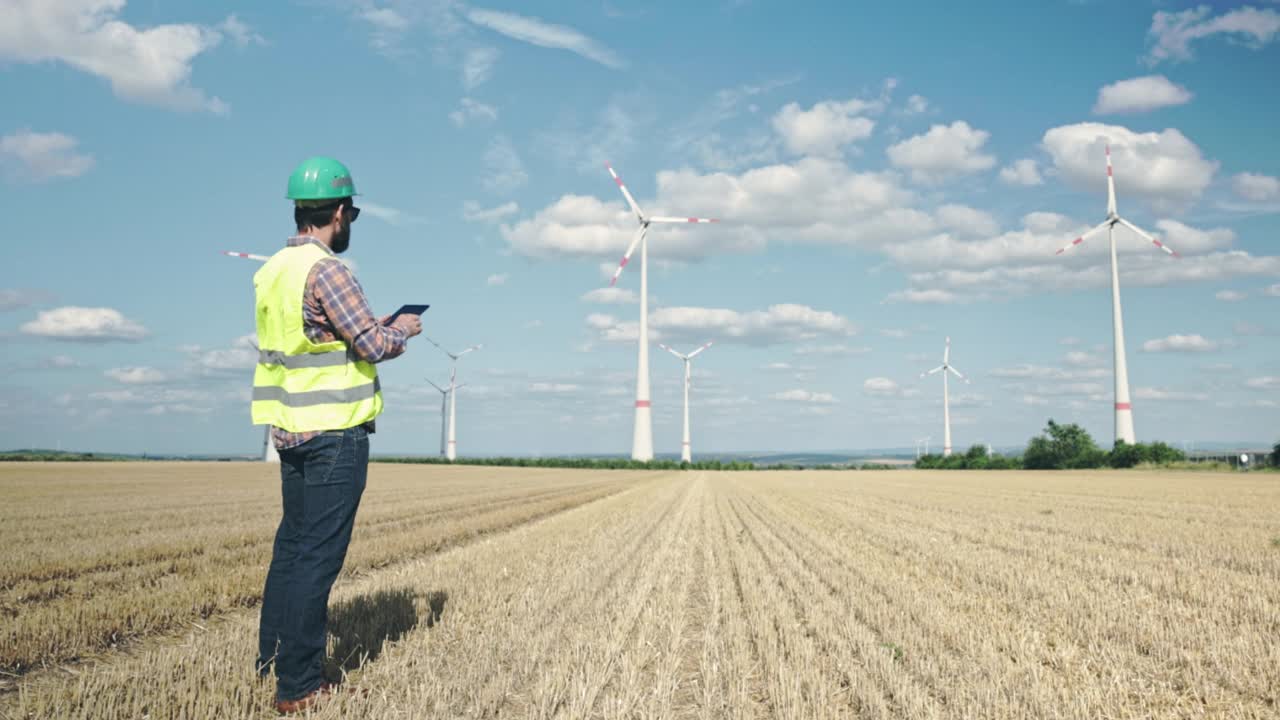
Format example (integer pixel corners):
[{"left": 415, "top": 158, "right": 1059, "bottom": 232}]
[{"left": 332, "top": 205, "right": 345, "bottom": 227}]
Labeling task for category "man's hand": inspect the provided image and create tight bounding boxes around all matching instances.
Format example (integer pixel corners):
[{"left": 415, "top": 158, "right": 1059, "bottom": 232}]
[{"left": 390, "top": 313, "right": 423, "bottom": 338}]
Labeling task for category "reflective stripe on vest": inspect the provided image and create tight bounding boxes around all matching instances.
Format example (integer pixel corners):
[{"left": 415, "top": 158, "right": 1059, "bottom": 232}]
[
  {"left": 257, "top": 348, "right": 351, "bottom": 369},
  {"left": 250, "top": 242, "right": 383, "bottom": 433},
  {"left": 252, "top": 377, "right": 381, "bottom": 407}
]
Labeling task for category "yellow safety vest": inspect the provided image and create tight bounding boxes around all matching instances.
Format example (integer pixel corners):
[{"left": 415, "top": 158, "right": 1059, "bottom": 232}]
[{"left": 250, "top": 243, "right": 383, "bottom": 432}]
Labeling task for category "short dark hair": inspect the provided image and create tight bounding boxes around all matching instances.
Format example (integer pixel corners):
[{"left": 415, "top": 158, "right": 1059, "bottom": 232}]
[{"left": 294, "top": 200, "right": 351, "bottom": 232}]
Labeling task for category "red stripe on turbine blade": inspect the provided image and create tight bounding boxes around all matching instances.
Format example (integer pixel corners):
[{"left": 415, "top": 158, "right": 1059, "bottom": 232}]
[
  {"left": 614, "top": 177, "right": 625, "bottom": 187},
  {"left": 635, "top": 400, "right": 651, "bottom": 408},
  {"left": 1073, "top": 237, "right": 1083, "bottom": 245},
  {"left": 687, "top": 218, "right": 698, "bottom": 222},
  {"left": 1107, "top": 167, "right": 1112, "bottom": 176},
  {"left": 1115, "top": 403, "right": 1132, "bottom": 411},
  {"left": 619, "top": 257, "right": 629, "bottom": 267},
  {"left": 1152, "top": 239, "right": 1163, "bottom": 247},
  {"left": 682, "top": 441, "right": 690, "bottom": 446}
]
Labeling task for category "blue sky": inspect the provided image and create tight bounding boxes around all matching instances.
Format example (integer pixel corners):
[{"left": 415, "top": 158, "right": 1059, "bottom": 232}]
[{"left": 1, "top": 0, "right": 1277, "bottom": 456}]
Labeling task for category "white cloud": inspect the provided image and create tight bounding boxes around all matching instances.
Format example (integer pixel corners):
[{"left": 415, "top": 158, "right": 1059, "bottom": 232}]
[
  {"left": 0, "top": 130, "right": 94, "bottom": 183},
  {"left": 862, "top": 377, "right": 901, "bottom": 397},
  {"left": 1146, "top": 5, "right": 1280, "bottom": 65},
  {"left": 0, "top": 0, "right": 229, "bottom": 113},
  {"left": 1064, "top": 351, "right": 1105, "bottom": 367},
  {"left": 44, "top": 355, "right": 82, "bottom": 369},
  {"left": 359, "top": 202, "right": 422, "bottom": 226},
  {"left": 762, "top": 362, "right": 793, "bottom": 371},
  {"left": 218, "top": 14, "right": 265, "bottom": 47},
  {"left": 935, "top": 204, "right": 1000, "bottom": 237},
  {"left": 1215, "top": 290, "right": 1246, "bottom": 302},
  {"left": 1041, "top": 122, "right": 1217, "bottom": 209},
  {"left": 884, "top": 288, "right": 960, "bottom": 304},
  {"left": 183, "top": 333, "right": 258, "bottom": 372},
  {"left": 449, "top": 97, "right": 498, "bottom": 127},
  {"left": 771, "top": 98, "right": 878, "bottom": 157},
  {"left": 483, "top": 135, "right": 527, "bottom": 193},
  {"left": 886, "top": 121, "right": 996, "bottom": 182},
  {"left": 105, "top": 366, "right": 167, "bottom": 384},
  {"left": 462, "top": 200, "right": 519, "bottom": 223},
  {"left": 998, "top": 158, "right": 1044, "bottom": 186},
  {"left": 462, "top": 46, "right": 499, "bottom": 89},
  {"left": 466, "top": 8, "right": 624, "bottom": 68},
  {"left": 587, "top": 303, "right": 855, "bottom": 347},
  {"left": 580, "top": 287, "right": 637, "bottom": 305},
  {"left": 1093, "top": 75, "right": 1192, "bottom": 114},
  {"left": 771, "top": 389, "right": 837, "bottom": 404},
  {"left": 1133, "top": 386, "right": 1209, "bottom": 402},
  {"left": 359, "top": 7, "right": 409, "bottom": 31},
  {"left": 528, "top": 382, "right": 581, "bottom": 393},
  {"left": 20, "top": 307, "right": 148, "bottom": 342},
  {"left": 1245, "top": 376, "right": 1280, "bottom": 390},
  {"left": 904, "top": 94, "right": 929, "bottom": 115},
  {"left": 0, "top": 288, "right": 52, "bottom": 312},
  {"left": 486, "top": 273, "right": 509, "bottom": 286},
  {"left": 1231, "top": 173, "right": 1280, "bottom": 203},
  {"left": 1142, "top": 334, "right": 1218, "bottom": 353}
]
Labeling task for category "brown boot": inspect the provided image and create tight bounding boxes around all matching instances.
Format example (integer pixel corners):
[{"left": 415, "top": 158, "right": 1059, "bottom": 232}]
[{"left": 275, "top": 682, "right": 335, "bottom": 715}]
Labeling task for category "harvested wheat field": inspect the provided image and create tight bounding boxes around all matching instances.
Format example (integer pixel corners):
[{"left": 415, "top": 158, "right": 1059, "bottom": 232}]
[{"left": 2, "top": 464, "right": 1278, "bottom": 719}]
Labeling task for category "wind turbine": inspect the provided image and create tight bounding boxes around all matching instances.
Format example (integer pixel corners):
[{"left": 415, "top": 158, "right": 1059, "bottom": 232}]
[
  {"left": 915, "top": 436, "right": 932, "bottom": 459},
  {"left": 920, "top": 337, "right": 968, "bottom": 457},
  {"left": 1054, "top": 145, "right": 1180, "bottom": 445},
  {"left": 425, "top": 338, "right": 481, "bottom": 460},
  {"left": 658, "top": 341, "right": 714, "bottom": 463},
  {"left": 425, "top": 379, "right": 452, "bottom": 457},
  {"left": 604, "top": 163, "right": 719, "bottom": 461}
]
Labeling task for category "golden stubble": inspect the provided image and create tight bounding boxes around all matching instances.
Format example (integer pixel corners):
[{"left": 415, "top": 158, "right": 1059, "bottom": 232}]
[{"left": 2, "top": 466, "right": 1277, "bottom": 719}]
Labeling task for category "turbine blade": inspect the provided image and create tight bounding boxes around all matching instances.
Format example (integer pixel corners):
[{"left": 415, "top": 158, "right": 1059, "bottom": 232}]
[
  {"left": 223, "top": 250, "right": 270, "bottom": 262},
  {"left": 648, "top": 216, "right": 720, "bottom": 224},
  {"left": 1106, "top": 144, "right": 1117, "bottom": 217},
  {"left": 687, "top": 341, "right": 714, "bottom": 359},
  {"left": 1117, "top": 217, "right": 1179, "bottom": 258},
  {"left": 606, "top": 163, "right": 646, "bottom": 223},
  {"left": 944, "top": 336, "right": 951, "bottom": 364},
  {"left": 423, "top": 336, "right": 460, "bottom": 361},
  {"left": 657, "top": 343, "right": 685, "bottom": 359},
  {"left": 426, "top": 379, "right": 445, "bottom": 393},
  {"left": 609, "top": 226, "right": 645, "bottom": 287},
  {"left": 948, "top": 366, "right": 967, "bottom": 382},
  {"left": 1054, "top": 221, "right": 1110, "bottom": 256},
  {"left": 455, "top": 345, "right": 483, "bottom": 357},
  {"left": 922, "top": 366, "right": 944, "bottom": 377}
]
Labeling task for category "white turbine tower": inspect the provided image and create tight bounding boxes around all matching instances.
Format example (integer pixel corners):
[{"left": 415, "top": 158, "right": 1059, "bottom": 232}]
[
  {"left": 425, "top": 379, "right": 452, "bottom": 457},
  {"left": 1054, "top": 145, "right": 1180, "bottom": 445},
  {"left": 921, "top": 337, "right": 968, "bottom": 457},
  {"left": 604, "top": 163, "right": 719, "bottom": 461},
  {"left": 425, "top": 338, "right": 481, "bottom": 460},
  {"left": 658, "top": 341, "right": 713, "bottom": 463}
]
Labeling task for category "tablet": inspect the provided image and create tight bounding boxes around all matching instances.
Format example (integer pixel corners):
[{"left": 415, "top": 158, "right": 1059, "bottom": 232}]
[{"left": 384, "top": 304, "right": 429, "bottom": 325}]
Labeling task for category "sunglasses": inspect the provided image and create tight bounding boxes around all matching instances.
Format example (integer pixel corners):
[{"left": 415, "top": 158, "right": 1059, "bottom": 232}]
[{"left": 345, "top": 204, "right": 361, "bottom": 223}]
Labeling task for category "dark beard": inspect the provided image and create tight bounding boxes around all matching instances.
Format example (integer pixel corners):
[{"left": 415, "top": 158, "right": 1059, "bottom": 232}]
[{"left": 331, "top": 217, "right": 351, "bottom": 254}]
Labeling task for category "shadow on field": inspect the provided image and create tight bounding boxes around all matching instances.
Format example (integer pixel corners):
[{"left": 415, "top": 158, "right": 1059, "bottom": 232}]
[{"left": 326, "top": 588, "right": 448, "bottom": 673}]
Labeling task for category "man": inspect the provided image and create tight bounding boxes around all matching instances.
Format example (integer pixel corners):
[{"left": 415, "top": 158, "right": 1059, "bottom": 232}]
[{"left": 252, "top": 157, "right": 422, "bottom": 714}]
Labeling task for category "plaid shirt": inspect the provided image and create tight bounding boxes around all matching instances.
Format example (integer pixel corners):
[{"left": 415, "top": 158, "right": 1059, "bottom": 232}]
[{"left": 270, "top": 236, "right": 407, "bottom": 450}]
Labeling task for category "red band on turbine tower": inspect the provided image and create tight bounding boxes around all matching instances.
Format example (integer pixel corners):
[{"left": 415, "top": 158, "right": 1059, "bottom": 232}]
[
  {"left": 1115, "top": 402, "right": 1132, "bottom": 410},
  {"left": 635, "top": 400, "right": 651, "bottom": 408}
]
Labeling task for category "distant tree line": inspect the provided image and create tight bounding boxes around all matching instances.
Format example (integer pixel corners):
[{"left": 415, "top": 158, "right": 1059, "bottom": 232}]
[{"left": 915, "top": 419, "right": 1221, "bottom": 470}]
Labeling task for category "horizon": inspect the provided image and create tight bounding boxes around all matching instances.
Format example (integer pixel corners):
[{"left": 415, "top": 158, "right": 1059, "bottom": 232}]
[{"left": 2, "top": 1, "right": 1278, "bottom": 457}]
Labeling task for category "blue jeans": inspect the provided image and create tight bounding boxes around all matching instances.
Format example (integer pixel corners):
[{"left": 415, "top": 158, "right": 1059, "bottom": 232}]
[{"left": 257, "top": 426, "right": 368, "bottom": 701}]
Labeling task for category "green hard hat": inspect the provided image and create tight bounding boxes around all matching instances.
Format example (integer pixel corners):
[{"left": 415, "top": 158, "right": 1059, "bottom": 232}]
[{"left": 286, "top": 156, "right": 358, "bottom": 203}]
